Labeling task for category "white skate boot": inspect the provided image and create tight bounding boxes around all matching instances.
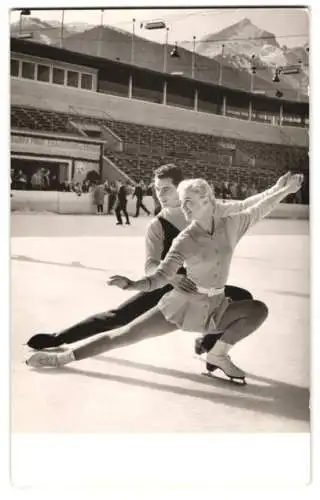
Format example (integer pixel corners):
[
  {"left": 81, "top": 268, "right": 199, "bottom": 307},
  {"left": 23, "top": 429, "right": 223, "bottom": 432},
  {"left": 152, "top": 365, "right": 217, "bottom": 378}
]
[
  {"left": 26, "top": 352, "right": 60, "bottom": 368},
  {"left": 205, "top": 340, "right": 246, "bottom": 384},
  {"left": 26, "top": 350, "right": 74, "bottom": 368}
]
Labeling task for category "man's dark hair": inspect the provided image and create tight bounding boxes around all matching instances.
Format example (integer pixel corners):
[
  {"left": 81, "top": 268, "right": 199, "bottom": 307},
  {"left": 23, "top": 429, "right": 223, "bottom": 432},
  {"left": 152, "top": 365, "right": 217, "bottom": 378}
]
[{"left": 154, "top": 163, "right": 184, "bottom": 186}]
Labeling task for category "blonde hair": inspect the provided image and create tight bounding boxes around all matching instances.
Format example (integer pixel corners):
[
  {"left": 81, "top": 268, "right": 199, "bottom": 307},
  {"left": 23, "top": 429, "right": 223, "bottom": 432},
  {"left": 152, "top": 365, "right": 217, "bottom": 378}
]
[{"left": 177, "top": 178, "right": 215, "bottom": 204}]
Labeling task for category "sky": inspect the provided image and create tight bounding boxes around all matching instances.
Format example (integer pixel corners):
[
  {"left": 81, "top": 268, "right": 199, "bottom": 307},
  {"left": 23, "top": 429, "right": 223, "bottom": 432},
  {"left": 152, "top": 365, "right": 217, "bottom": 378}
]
[{"left": 9, "top": 6, "right": 309, "bottom": 48}]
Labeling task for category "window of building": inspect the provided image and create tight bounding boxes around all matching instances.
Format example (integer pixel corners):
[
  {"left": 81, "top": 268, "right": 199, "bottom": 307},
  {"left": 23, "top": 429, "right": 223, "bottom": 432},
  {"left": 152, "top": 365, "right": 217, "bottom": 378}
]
[
  {"left": 22, "top": 61, "right": 35, "bottom": 80},
  {"left": 81, "top": 73, "right": 93, "bottom": 90},
  {"left": 37, "top": 64, "right": 50, "bottom": 82},
  {"left": 52, "top": 67, "right": 65, "bottom": 85},
  {"left": 67, "top": 70, "right": 79, "bottom": 88},
  {"left": 11, "top": 59, "right": 20, "bottom": 77}
]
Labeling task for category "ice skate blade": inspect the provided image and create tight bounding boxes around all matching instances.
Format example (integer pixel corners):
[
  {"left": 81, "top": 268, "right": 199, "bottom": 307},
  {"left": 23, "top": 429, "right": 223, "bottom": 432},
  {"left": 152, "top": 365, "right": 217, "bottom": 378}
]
[
  {"left": 195, "top": 356, "right": 247, "bottom": 384},
  {"left": 202, "top": 370, "right": 247, "bottom": 385}
]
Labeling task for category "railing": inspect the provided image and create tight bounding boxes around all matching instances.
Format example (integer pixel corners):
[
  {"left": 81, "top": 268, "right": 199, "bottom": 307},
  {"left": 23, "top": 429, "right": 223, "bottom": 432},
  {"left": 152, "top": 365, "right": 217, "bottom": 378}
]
[{"left": 69, "top": 105, "right": 115, "bottom": 131}]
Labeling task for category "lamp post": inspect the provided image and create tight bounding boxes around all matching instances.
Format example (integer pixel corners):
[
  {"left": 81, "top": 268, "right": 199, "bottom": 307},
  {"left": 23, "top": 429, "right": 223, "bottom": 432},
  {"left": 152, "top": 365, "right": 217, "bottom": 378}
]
[
  {"left": 19, "top": 8, "right": 31, "bottom": 35},
  {"left": 97, "top": 9, "right": 104, "bottom": 57},
  {"left": 60, "top": 9, "right": 65, "bottom": 48},
  {"left": 218, "top": 44, "right": 225, "bottom": 85},
  {"left": 250, "top": 54, "right": 257, "bottom": 92},
  {"left": 131, "top": 18, "right": 136, "bottom": 65},
  {"left": 141, "top": 20, "right": 172, "bottom": 72},
  {"left": 163, "top": 27, "right": 169, "bottom": 73},
  {"left": 140, "top": 20, "right": 169, "bottom": 106},
  {"left": 191, "top": 35, "right": 196, "bottom": 79}
]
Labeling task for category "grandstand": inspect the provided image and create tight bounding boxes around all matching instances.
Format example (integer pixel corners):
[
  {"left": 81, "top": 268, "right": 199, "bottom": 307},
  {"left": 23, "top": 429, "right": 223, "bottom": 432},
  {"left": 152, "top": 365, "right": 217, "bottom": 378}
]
[{"left": 10, "top": 37, "right": 309, "bottom": 204}]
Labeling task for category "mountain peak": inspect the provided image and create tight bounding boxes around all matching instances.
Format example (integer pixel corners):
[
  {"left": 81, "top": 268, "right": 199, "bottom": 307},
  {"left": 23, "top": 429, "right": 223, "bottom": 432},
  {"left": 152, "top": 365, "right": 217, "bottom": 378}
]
[
  {"left": 237, "top": 17, "right": 253, "bottom": 27},
  {"left": 200, "top": 17, "right": 277, "bottom": 45},
  {"left": 11, "top": 16, "right": 53, "bottom": 29}
]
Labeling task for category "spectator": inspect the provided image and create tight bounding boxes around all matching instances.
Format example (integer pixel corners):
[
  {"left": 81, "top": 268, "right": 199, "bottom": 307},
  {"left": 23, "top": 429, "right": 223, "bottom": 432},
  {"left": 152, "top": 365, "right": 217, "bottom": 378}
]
[
  {"left": 133, "top": 180, "right": 151, "bottom": 217},
  {"left": 31, "top": 170, "right": 42, "bottom": 190},
  {"left": 64, "top": 181, "right": 72, "bottom": 192},
  {"left": 16, "top": 170, "right": 28, "bottom": 190},
  {"left": 236, "top": 182, "right": 243, "bottom": 199},
  {"left": 41, "top": 168, "right": 50, "bottom": 190},
  {"left": 82, "top": 180, "right": 90, "bottom": 193},
  {"left": 106, "top": 181, "right": 117, "bottom": 214},
  {"left": 221, "top": 181, "right": 231, "bottom": 200},
  {"left": 125, "top": 182, "right": 135, "bottom": 197},
  {"left": 74, "top": 182, "right": 83, "bottom": 197},
  {"left": 214, "top": 182, "right": 221, "bottom": 199},
  {"left": 240, "top": 183, "right": 248, "bottom": 200},
  {"left": 230, "top": 182, "right": 238, "bottom": 199},
  {"left": 93, "top": 182, "right": 105, "bottom": 214},
  {"left": 247, "top": 183, "right": 258, "bottom": 197},
  {"left": 115, "top": 180, "right": 130, "bottom": 225},
  {"left": 10, "top": 168, "right": 14, "bottom": 196}
]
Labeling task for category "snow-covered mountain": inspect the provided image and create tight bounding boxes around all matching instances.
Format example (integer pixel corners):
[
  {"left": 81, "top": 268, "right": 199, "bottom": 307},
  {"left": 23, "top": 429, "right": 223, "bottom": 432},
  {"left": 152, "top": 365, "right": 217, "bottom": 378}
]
[
  {"left": 187, "top": 18, "right": 309, "bottom": 95},
  {"left": 195, "top": 18, "right": 279, "bottom": 60},
  {"left": 49, "top": 21, "right": 96, "bottom": 33},
  {"left": 11, "top": 16, "right": 54, "bottom": 31},
  {"left": 10, "top": 17, "right": 93, "bottom": 44}
]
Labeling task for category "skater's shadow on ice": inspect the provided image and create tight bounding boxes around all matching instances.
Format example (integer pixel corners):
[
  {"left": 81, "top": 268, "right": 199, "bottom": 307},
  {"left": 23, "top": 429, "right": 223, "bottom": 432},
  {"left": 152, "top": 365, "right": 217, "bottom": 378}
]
[
  {"left": 266, "top": 289, "right": 309, "bottom": 299},
  {"left": 41, "top": 355, "right": 309, "bottom": 423},
  {"left": 12, "top": 254, "right": 134, "bottom": 277},
  {"left": 11, "top": 254, "right": 108, "bottom": 273}
]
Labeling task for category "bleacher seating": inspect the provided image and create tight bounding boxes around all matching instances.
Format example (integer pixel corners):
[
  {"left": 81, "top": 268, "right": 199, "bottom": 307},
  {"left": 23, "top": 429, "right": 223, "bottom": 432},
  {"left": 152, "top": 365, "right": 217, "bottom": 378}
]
[
  {"left": 11, "top": 106, "right": 80, "bottom": 135},
  {"left": 11, "top": 104, "right": 308, "bottom": 187}
]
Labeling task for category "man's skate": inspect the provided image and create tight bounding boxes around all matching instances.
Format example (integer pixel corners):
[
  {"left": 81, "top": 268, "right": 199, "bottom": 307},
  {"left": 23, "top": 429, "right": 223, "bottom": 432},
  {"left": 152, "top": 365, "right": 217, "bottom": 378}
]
[
  {"left": 204, "top": 353, "right": 246, "bottom": 385},
  {"left": 194, "top": 332, "right": 223, "bottom": 355},
  {"left": 26, "top": 333, "right": 63, "bottom": 350}
]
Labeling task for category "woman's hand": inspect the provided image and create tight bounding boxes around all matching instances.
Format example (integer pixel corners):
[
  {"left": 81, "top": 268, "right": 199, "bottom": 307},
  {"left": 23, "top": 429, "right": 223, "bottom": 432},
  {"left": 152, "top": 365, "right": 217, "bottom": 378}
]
[
  {"left": 107, "top": 275, "right": 134, "bottom": 290},
  {"left": 276, "top": 172, "right": 304, "bottom": 193},
  {"left": 170, "top": 275, "right": 198, "bottom": 294},
  {"left": 287, "top": 173, "right": 304, "bottom": 193}
]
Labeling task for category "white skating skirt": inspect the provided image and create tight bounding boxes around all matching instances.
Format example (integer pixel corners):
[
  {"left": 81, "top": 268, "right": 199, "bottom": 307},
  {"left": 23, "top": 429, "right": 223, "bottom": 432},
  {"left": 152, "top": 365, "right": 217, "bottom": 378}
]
[{"left": 157, "top": 289, "right": 231, "bottom": 333}]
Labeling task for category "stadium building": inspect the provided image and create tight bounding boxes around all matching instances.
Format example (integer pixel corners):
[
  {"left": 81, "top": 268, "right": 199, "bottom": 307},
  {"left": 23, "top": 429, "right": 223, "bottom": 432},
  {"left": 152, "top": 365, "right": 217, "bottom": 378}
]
[{"left": 10, "top": 36, "right": 309, "bottom": 210}]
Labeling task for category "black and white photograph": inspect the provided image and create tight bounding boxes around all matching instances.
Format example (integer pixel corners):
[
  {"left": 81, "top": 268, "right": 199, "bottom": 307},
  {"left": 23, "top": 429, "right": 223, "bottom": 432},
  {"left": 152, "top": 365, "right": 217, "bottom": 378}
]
[{"left": 8, "top": 1, "right": 312, "bottom": 489}]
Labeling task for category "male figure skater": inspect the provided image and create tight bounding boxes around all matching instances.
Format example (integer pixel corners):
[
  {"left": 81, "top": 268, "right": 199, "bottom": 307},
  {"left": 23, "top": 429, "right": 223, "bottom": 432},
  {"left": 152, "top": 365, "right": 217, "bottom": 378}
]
[{"left": 27, "top": 164, "right": 253, "bottom": 351}]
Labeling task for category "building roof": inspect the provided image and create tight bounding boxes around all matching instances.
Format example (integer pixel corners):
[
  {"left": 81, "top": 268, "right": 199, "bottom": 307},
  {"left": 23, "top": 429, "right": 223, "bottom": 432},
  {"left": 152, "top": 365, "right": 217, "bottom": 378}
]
[{"left": 10, "top": 36, "right": 309, "bottom": 110}]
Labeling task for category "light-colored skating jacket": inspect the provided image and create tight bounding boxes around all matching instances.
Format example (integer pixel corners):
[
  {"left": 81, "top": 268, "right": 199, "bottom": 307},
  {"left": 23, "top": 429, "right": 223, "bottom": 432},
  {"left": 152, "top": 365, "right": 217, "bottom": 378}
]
[{"left": 140, "top": 184, "right": 292, "bottom": 332}]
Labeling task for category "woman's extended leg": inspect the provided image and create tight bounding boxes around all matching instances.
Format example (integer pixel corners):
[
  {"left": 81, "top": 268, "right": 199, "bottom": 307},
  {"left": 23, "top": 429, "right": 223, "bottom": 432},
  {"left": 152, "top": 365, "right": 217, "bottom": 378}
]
[
  {"left": 26, "top": 307, "right": 176, "bottom": 368},
  {"left": 74, "top": 307, "right": 176, "bottom": 360},
  {"left": 27, "top": 286, "right": 173, "bottom": 349}
]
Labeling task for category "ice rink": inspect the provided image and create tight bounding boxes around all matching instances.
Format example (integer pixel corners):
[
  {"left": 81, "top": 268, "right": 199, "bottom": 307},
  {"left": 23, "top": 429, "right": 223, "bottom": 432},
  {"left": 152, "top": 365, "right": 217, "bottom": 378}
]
[{"left": 11, "top": 214, "right": 310, "bottom": 434}]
